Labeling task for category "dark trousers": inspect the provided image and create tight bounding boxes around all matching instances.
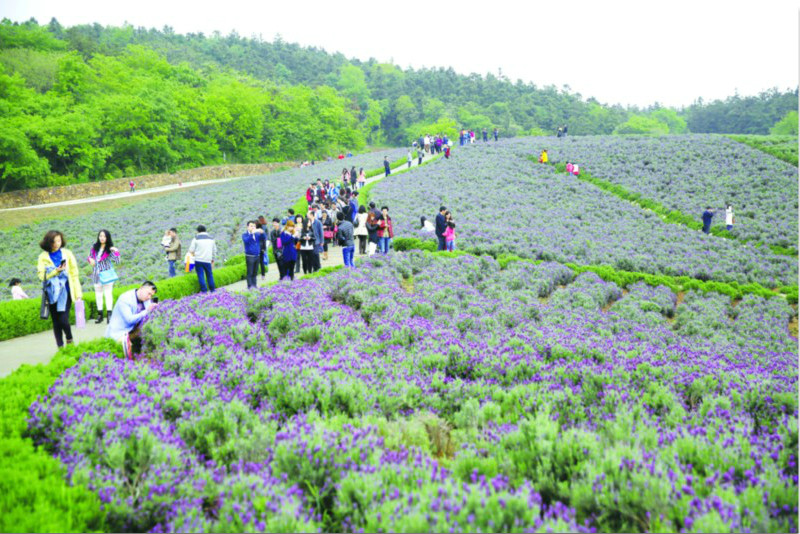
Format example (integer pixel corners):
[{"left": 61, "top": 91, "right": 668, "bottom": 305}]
[
  {"left": 295, "top": 253, "right": 301, "bottom": 273},
  {"left": 275, "top": 256, "right": 285, "bottom": 279},
  {"left": 311, "top": 251, "right": 321, "bottom": 272},
  {"left": 300, "top": 250, "right": 314, "bottom": 273},
  {"left": 358, "top": 235, "right": 367, "bottom": 254},
  {"left": 281, "top": 259, "right": 295, "bottom": 280},
  {"left": 258, "top": 251, "right": 266, "bottom": 276},
  {"left": 49, "top": 293, "right": 73, "bottom": 348},
  {"left": 437, "top": 236, "right": 446, "bottom": 251},
  {"left": 195, "top": 261, "right": 215, "bottom": 292},
  {"left": 245, "top": 254, "right": 260, "bottom": 289},
  {"left": 384, "top": 168, "right": 390, "bottom": 177},
  {"left": 418, "top": 157, "right": 423, "bottom": 165}
]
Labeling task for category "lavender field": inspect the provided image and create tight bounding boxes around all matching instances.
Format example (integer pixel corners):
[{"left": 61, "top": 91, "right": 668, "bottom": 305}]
[
  {"left": 0, "top": 149, "right": 406, "bottom": 301},
  {"left": 516, "top": 135, "right": 798, "bottom": 248},
  {"left": 370, "top": 139, "right": 797, "bottom": 287},
  {"left": 29, "top": 252, "right": 798, "bottom": 532}
]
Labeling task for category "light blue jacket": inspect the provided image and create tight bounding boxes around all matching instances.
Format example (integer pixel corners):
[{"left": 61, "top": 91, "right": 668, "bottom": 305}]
[{"left": 106, "top": 289, "right": 149, "bottom": 340}]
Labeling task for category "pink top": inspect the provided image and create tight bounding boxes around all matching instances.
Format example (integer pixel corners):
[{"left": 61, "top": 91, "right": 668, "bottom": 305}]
[
  {"left": 566, "top": 163, "right": 573, "bottom": 173},
  {"left": 444, "top": 226, "right": 455, "bottom": 241},
  {"left": 11, "top": 285, "right": 29, "bottom": 300}
]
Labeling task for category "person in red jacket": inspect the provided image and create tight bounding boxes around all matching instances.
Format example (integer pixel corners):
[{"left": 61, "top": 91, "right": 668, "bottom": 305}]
[
  {"left": 306, "top": 183, "right": 314, "bottom": 206},
  {"left": 377, "top": 206, "right": 394, "bottom": 255}
]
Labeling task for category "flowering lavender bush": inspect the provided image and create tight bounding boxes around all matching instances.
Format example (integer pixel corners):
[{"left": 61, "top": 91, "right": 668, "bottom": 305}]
[
  {"left": 28, "top": 252, "right": 798, "bottom": 532},
  {"left": 0, "top": 149, "right": 406, "bottom": 301},
  {"left": 517, "top": 135, "right": 798, "bottom": 247},
  {"left": 369, "top": 140, "right": 797, "bottom": 287}
]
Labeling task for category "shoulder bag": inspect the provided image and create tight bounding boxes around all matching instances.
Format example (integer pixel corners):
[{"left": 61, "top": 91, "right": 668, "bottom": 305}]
[{"left": 40, "top": 280, "right": 50, "bottom": 320}]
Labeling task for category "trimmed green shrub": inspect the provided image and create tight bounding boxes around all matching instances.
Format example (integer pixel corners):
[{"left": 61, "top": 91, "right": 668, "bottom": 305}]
[{"left": 0, "top": 338, "right": 123, "bottom": 532}]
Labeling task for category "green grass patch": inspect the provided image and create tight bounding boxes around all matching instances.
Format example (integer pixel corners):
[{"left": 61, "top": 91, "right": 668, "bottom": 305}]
[{"left": 727, "top": 134, "right": 798, "bottom": 166}]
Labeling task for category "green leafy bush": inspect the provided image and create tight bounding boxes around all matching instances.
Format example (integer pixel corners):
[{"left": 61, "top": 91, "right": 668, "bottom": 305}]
[{"left": 0, "top": 338, "right": 122, "bottom": 532}]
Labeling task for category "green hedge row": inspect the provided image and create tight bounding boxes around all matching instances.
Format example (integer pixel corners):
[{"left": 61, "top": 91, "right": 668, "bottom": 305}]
[
  {"left": 0, "top": 338, "right": 124, "bottom": 532},
  {"left": 539, "top": 158, "right": 798, "bottom": 258},
  {"left": 391, "top": 236, "right": 799, "bottom": 303},
  {"left": 0, "top": 258, "right": 248, "bottom": 342}
]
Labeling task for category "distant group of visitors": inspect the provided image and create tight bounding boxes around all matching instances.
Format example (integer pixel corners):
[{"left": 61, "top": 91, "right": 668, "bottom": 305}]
[{"left": 702, "top": 205, "right": 735, "bottom": 234}]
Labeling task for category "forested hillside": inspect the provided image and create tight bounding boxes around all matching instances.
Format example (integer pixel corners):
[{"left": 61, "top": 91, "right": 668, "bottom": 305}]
[{"left": 1, "top": 18, "right": 797, "bottom": 192}]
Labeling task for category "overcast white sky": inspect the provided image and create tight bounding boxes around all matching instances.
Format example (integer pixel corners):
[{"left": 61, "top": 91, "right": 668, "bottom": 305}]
[{"left": 2, "top": 0, "right": 798, "bottom": 108}]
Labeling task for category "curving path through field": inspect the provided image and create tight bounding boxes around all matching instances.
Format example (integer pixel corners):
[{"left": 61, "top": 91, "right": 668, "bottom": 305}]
[{"left": 0, "top": 150, "right": 442, "bottom": 377}]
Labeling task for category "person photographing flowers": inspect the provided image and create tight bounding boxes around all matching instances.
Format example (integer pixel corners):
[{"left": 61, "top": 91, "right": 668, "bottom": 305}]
[{"left": 106, "top": 281, "right": 158, "bottom": 359}]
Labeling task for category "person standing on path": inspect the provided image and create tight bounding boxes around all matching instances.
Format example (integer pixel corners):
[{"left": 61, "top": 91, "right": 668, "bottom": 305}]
[
  {"left": 88, "top": 229, "right": 121, "bottom": 324},
  {"left": 407, "top": 149, "right": 413, "bottom": 168},
  {"left": 269, "top": 218, "right": 285, "bottom": 280},
  {"left": 348, "top": 192, "right": 359, "bottom": 223},
  {"left": 417, "top": 147, "right": 424, "bottom": 166},
  {"left": 256, "top": 216, "right": 270, "bottom": 281},
  {"left": 105, "top": 281, "right": 158, "bottom": 359},
  {"left": 129, "top": 180, "right": 135, "bottom": 193},
  {"left": 188, "top": 225, "right": 217, "bottom": 292},
  {"left": 354, "top": 205, "right": 368, "bottom": 255},
  {"left": 493, "top": 128, "right": 498, "bottom": 141},
  {"left": 163, "top": 228, "right": 181, "bottom": 277},
  {"left": 482, "top": 128, "right": 488, "bottom": 142},
  {"left": 242, "top": 220, "right": 267, "bottom": 289},
  {"left": 725, "top": 204, "right": 735, "bottom": 231},
  {"left": 320, "top": 210, "right": 334, "bottom": 261},
  {"left": 702, "top": 207, "right": 715, "bottom": 234},
  {"left": 280, "top": 220, "right": 298, "bottom": 280},
  {"left": 37, "top": 230, "right": 83, "bottom": 349},
  {"left": 435, "top": 206, "right": 447, "bottom": 251},
  {"left": 384, "top": 156, "right": 392, "bottom": 177},
  {"left": 350, "top": 166, "right": 357, "bottom": 189},
  {"left": 378, "top": 206, "right": 394, "bottom": 255},
  {"left": 298, "top": 216, "right": 316, "bottom": 274},
  {"left": 365, "top": 210, "right": 380, "bottom": 256},
  {"left": 357, "top": 168, "right": 366, "bottom": 190},
  {"left": 310, "top": 210, "right": 324, "bottom": 272},
  {"left": 336, "top": 212, "right": 355, "bottom": 268}
]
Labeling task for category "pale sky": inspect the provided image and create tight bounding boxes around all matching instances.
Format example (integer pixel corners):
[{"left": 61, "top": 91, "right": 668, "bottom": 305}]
[{"left": 2, "top": 0, "right": 798, "bottom": 108}]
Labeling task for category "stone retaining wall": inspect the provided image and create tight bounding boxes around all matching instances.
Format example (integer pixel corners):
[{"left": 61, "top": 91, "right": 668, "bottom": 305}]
[{"left": 0, "top": 161, "right": 296, "bottom": 209}]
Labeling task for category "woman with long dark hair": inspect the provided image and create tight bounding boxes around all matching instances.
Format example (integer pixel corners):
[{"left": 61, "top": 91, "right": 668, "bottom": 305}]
[
  {"left": 88, "top": 229, "right": 120, "bottom": 323},
  {"left": 37, "top": 230, "right": 83, "bottom": 348}
]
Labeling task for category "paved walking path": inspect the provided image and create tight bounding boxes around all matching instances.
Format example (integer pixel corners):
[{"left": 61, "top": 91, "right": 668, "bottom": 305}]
[
  {"left": 0, "top": 177, "right": 242, "bottom": 212},
  {"left": 0, "top": 151, "right": 440, "bottom": 378}
]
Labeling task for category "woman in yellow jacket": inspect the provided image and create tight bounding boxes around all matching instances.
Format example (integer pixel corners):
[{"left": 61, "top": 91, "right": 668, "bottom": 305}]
[{"left": 37, "top": 230, "right": 83, "bottom": 348}]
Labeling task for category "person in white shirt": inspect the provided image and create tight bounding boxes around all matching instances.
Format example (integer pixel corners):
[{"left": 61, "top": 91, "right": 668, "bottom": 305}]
[{"left": 725, "top": 205, "right": 734, "bottom": 231}]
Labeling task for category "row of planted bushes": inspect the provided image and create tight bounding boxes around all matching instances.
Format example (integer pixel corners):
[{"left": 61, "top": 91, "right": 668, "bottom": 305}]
[
  {"left": 391, "top": 236, "right": 799, "bottom": 303},
  {"left": 0, "top": 338, "right": 123, "bottom": 532},
  {"left": 542, "top": 159, "right": 798, "bottom": 257},
  {"left": 0, "top": 256, "right": 248, "bottom": 342}
]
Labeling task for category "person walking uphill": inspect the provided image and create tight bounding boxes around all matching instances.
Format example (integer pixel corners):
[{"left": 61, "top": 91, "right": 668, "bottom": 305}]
[
  {"left": 37, "top": 230, "right": 83, "bottom": 349},
  {"left": 88, "top": 229, "right": 121, "bottom": 324},
  {"left": 188, "top": 225, "right": 217, "bottom": 292},
  {"left": 242, "top": 220, "right": 267, "bottom": 289},
  {"left": 384, "top": 156, "right": 392, "bottom": 177}
]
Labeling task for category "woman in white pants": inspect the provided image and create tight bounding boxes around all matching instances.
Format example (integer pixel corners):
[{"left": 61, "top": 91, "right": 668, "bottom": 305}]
[{"left": 87, "top": 229, "right": 120, "bottom": 323}]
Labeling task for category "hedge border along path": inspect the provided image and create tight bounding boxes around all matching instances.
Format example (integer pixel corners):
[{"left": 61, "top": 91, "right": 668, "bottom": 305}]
[
  {"left": 527, "top": 155, "right": 799, "bottom": 258},
  {"left": 0, "top": 151, "right": 437, "bottom": 342}
]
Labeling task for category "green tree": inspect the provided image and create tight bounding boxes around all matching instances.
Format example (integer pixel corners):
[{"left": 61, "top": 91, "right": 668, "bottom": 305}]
[
  {"left": 650, "top": 108, "right": 688, "bottom": 134},
  {"left": 613, "top": 114, "right": 669, "bottom": 135},
  {"left": 770, "top": 111, "right": 798, "bottom": 135}
]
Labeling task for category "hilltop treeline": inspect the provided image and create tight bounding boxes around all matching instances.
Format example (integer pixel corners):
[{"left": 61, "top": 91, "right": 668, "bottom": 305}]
[{"left": 1, "top": 18, "right": 797, "bottom": 191}]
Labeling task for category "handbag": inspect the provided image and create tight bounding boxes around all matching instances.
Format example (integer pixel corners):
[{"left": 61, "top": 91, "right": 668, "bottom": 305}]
[
  {"left": 75, "top": 299, "right": 86, "bottom": 328},
  {"left": 98, "top": 266, "right": 119, "bottom": 284},
  {"left": 323, "top": 229, "right": 334, "bottom": 239},
  {"left": 39, "top": 281, "right": 50, "bottom": 320}
]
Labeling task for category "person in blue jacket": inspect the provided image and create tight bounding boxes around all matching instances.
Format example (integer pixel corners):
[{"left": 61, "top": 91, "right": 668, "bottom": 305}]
[
  {"left": 280, "top": 220, "right": 297, "bottom": 281},
  {"left": 701, "top": 207, "right": 714, "bottom": 234},
  {"left": 242, "top": 220, "right": 267, "bottom": 289}
]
